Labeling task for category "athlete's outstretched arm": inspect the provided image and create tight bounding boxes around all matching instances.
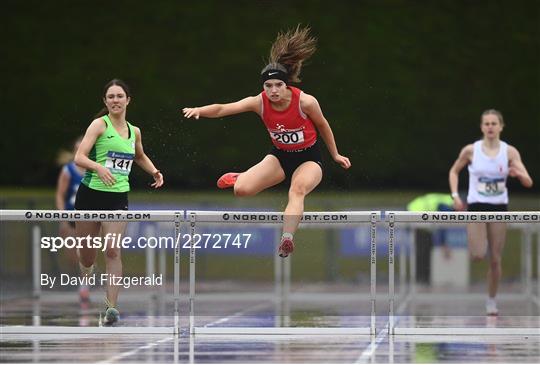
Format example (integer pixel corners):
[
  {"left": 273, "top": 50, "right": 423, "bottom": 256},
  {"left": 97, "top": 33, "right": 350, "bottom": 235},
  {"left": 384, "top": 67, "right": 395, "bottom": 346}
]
[
  {"left": 300, "top": 94, "right": 351, "bottom": 169},
  {"left": 75, "top": 119, "right": 116, "bottom": 186},
  {"left": 448, "top": 145, "right": 472, "bottom": 210},
  {"left": 133, "top": 127, "right": 163, "bottom": 188},
  {"left": 508, "top": 146, "right": 533, "bottom": 188},
  {"left": 182, "top": 96, "right": 261, "bottom": 119}
]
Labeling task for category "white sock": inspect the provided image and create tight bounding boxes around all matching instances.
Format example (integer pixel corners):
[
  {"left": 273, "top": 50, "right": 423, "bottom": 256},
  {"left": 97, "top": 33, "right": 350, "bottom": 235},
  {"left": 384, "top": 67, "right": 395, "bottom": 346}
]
[
  {"left": 79, "top": 262, "right": 94, "bottom": 276},
  {"left": 281, "top": 232, "right": 293, "bottom": 241},
  {"left": 486, "top": 297, "right": 496, "bottom": 305}
]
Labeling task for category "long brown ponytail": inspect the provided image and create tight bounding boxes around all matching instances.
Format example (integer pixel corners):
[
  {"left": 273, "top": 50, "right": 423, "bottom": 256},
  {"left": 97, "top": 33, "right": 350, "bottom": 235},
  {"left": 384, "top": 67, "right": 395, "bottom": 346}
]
[{"left": 261, "top": 25, "right": 317, "bottom": 84}]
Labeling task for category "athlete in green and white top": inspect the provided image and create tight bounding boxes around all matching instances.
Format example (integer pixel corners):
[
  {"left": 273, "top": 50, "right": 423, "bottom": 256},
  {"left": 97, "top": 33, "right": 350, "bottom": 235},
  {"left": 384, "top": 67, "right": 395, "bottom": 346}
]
[
  {"left": 82, "top": 114, "right": 136, "bottom": 192},
  {"left": 74, "top": 79, "right": 164, "bottom": 325},
  {"left": 76, "top": 83, "right": 163, "bottom": 194}
]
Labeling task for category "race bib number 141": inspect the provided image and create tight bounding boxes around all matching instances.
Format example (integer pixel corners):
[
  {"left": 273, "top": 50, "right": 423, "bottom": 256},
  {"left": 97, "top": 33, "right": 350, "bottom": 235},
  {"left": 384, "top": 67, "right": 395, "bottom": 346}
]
[{"left": 105, "top": 151, "right": 134, "bottom": 175}]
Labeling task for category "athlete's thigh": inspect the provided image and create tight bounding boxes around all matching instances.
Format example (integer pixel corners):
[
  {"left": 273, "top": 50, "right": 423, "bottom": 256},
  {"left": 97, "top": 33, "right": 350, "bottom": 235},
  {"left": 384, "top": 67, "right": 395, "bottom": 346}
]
[
  {"left": 486, "top": 222, "right": 507, "bottom": 258},
  {"left": 236, "top": 154, "right": 286, "bottom": 192},
  {"left": 59, "top": 221, "right": 73, "bottom": 238},
  {"left": 76, "top": 221, "right": 101, "bottom": 237},
  {"left": 101, "top": 221, "right": 128, "bottom": 235},
  {"left": 467, "top": 222, "right": 488, "bottom": 258},
  {"left": 289, "top": 161, "right": 323, "bottom": 195}
]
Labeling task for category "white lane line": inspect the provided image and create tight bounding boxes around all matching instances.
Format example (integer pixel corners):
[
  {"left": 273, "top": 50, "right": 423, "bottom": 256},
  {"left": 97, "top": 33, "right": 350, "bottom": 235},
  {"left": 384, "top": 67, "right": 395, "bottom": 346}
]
[
  {"left": 203, "top": 301, "right": 273, "bottom": 327},
  {"left": 98, "top": 336, "right": 173, "bottom": 364},
  {"left": 99, "top": 299, "right": 274, "bottom": 363},
  {"left": 355, "top": 325, "right": 388, "bottom": 363},
  {"left": 355, "top": 295, "right": 410, "bottom": 363}
]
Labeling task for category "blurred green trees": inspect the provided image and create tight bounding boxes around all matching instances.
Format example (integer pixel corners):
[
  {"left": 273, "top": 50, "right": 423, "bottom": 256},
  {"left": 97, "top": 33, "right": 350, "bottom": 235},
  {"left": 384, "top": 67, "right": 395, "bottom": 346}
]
[{"left": 2, "top": 0, "right": 538, "bottom": 191}]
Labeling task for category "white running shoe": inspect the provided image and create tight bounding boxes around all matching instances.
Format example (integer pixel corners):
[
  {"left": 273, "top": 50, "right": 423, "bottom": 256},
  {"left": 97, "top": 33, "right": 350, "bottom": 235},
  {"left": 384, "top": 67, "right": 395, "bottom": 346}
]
[
  {"left": 486, "top": 298, "right": 498, "bottom": 316},
  {"left": 79, "top": 262, "right": 94, "bottom": 276}
]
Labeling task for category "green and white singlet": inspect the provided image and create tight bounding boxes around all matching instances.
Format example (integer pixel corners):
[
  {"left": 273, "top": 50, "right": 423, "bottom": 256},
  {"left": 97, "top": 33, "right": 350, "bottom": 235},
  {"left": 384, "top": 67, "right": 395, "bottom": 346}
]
[{"left": 81, "top": 115, "right": 136, "bottom": 192}]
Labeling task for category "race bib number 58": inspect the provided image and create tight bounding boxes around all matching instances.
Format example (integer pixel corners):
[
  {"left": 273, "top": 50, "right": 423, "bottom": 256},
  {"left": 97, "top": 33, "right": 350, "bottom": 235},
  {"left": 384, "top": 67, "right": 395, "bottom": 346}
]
[
  {"left": 105, "top": 151, "right": 134, "bottom": 175},
  {"left": 270, "top": 129, "right": 304, "bottom": 145},
  {"left": 477, "top": 177, "right": 505, "bottom": 197}
]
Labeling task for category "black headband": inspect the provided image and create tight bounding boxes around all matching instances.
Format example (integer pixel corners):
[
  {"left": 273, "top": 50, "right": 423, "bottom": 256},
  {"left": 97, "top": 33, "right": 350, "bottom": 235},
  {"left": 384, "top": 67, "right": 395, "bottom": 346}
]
[{"left": 261, "top": 69, "right": 288, "bottom": 84}]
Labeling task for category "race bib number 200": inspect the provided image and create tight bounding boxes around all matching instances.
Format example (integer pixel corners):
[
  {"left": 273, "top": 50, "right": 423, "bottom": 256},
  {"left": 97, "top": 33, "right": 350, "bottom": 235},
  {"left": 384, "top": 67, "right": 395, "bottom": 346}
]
[
  {"left": 477, "top": 177, "right": 505, "bottom": 197},
  {"left": 270, "top": 129, "right": 304, "bottom": 145},
  {"left": 105, "top": 151, "right": 134, "bottom": 175}
]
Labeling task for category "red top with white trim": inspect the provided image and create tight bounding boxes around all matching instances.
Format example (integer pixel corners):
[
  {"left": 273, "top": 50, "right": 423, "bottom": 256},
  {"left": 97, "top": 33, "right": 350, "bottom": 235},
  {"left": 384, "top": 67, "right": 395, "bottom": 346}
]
[{"left": 260, "top": 86, "right": 317, "bottom": 151}]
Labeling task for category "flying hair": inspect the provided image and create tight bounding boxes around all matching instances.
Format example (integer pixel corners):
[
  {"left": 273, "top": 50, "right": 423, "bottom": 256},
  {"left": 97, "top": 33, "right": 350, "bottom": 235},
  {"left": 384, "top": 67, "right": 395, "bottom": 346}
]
[{"left": 263, "top": 25, "right": 317, "bottom": 83}]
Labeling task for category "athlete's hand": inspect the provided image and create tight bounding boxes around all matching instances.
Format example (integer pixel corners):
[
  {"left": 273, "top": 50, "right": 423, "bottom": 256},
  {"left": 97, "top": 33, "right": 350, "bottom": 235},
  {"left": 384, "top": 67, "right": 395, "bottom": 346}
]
[
  {"left": 151, "top": 170, "right": 164, "bottom": 188},
  {"left": 333, "top": 154, "right": 351, "bottom": 169},
  {"left": 452, "top": 196, "right": 466, "bottom": 211},
  {"left": 509, "top": 166, "right": 525, "bottom": 179},
  {"left": 97, "top": 165, "right": 116, "bottom": 186},
  {"left": 182, "top": 107, "right": 200, "bottom": 120}
]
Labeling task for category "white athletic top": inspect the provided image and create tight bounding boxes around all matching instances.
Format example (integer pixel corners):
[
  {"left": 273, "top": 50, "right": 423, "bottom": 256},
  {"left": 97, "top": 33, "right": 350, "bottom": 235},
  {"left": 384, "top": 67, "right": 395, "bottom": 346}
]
[{"left": 467, "top": 140, "right": 509, "bottom": 204}]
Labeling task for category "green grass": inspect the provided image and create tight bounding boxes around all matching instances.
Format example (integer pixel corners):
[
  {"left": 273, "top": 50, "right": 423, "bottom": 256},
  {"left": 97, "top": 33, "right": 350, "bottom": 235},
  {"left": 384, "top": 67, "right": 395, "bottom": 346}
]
[{"left": 2, "top": 187, "right": 539, "bottom": 209}]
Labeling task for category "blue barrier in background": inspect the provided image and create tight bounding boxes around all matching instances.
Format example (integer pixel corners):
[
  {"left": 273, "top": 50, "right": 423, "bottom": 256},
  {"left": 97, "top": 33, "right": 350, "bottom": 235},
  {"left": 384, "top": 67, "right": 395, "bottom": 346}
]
[
  {"left": 340, "top": 226, "right": 468, "bottom": 256},
  {"left": 125, "top": 204, "right": 278, "bottom": 255},
  {"left": 340, "top": 227, "right": 410, "bottom": 256}
]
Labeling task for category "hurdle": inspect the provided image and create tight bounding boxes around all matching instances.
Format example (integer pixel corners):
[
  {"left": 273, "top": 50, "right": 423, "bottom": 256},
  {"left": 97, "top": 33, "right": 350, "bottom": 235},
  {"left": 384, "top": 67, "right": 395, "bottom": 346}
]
[
  {"left": 386, "top": 211, "right": 540, "bottom": 336},
  {"left": 3, "top": 209, "right": 537, "bottom": 337},
  {"left": 185, "top": 210, "right": 380, "bottom": 336},
  {"left": 0, "top": 209, "right": 183, "bottom": 335},
  {"left": 394, "top": 222, "right": 539, "bottom": 305}
]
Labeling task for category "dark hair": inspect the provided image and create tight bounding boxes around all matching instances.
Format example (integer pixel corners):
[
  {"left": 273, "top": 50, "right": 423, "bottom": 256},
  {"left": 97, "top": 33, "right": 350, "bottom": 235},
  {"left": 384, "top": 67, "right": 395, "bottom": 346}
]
[
  {"left": 261, "top": 25, "right": 317, "bottom": 84},
  {"left": 481, "top": 109, "right": 505, "bottom": 126},
  {"left": 94, "top": 79, "right": 131, "bottom": 118}
]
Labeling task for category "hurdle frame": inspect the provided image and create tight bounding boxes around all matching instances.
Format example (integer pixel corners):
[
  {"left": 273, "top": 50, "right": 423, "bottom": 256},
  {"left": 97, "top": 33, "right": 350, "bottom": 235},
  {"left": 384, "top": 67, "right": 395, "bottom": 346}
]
[
  {"left": 387, "top": 211, "right": 540, "bottom": 336},
  {"left": 185, "top": 210, "right": 380, "bottom": 336},
  {"left": 2, "top": 209, "right": 538, "bottom": 337},
  {"left": 0, "top": 209, "right": 183, "bottom": 335},
  {"left": 395, "top": 222, "right": 539, "bottom": 306}
]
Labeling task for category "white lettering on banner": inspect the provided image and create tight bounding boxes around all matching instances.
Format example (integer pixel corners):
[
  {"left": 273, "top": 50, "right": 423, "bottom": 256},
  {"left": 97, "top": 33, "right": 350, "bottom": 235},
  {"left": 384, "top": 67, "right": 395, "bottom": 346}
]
[
  {"left": 221, "top": 213, "right": 349, "bottom": 222},
  {"left": 29, "top": 212, "right": 152, "bottom": 221},
  {"left": 421, "top": 213, "right": 539, "bottom": 222}
]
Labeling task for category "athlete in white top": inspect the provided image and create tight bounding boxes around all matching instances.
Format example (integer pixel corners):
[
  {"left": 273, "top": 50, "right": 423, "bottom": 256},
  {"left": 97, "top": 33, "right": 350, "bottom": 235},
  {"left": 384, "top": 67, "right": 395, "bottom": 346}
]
[
  {"left": 466, "top": 139, "right": 509, "bottom": 205},
  {"left": 449, "top": 109, "right": 533, "bottom": 315}
]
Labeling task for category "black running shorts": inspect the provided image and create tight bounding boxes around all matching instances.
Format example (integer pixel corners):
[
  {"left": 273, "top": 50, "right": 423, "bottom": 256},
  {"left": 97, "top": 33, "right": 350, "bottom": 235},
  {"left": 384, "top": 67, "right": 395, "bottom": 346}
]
[
  {"left": 467, "top": 203, "right": 508, "bottom": 212},
  {"left": 75, "top": 183, "right": 128, "bottom": 211},
  {"left": 269, "top": 140, "right": 323, "bottom": 179}
]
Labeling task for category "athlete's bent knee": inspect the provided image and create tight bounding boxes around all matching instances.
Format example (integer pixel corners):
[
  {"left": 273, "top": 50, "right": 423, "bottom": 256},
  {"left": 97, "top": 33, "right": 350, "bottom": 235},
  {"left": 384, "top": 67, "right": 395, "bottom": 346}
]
[
  {"left": 489, "top": 256, "right": 502, "bottom": 268},
  {"left": 105, "top": 249, "right": 120, "bottom": 260},
  {"left": 234, "top": 184, "right": 255, "bottom": 197},
  {"left": 289, "top": 184, "right": 309, "bottom": 198}
]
